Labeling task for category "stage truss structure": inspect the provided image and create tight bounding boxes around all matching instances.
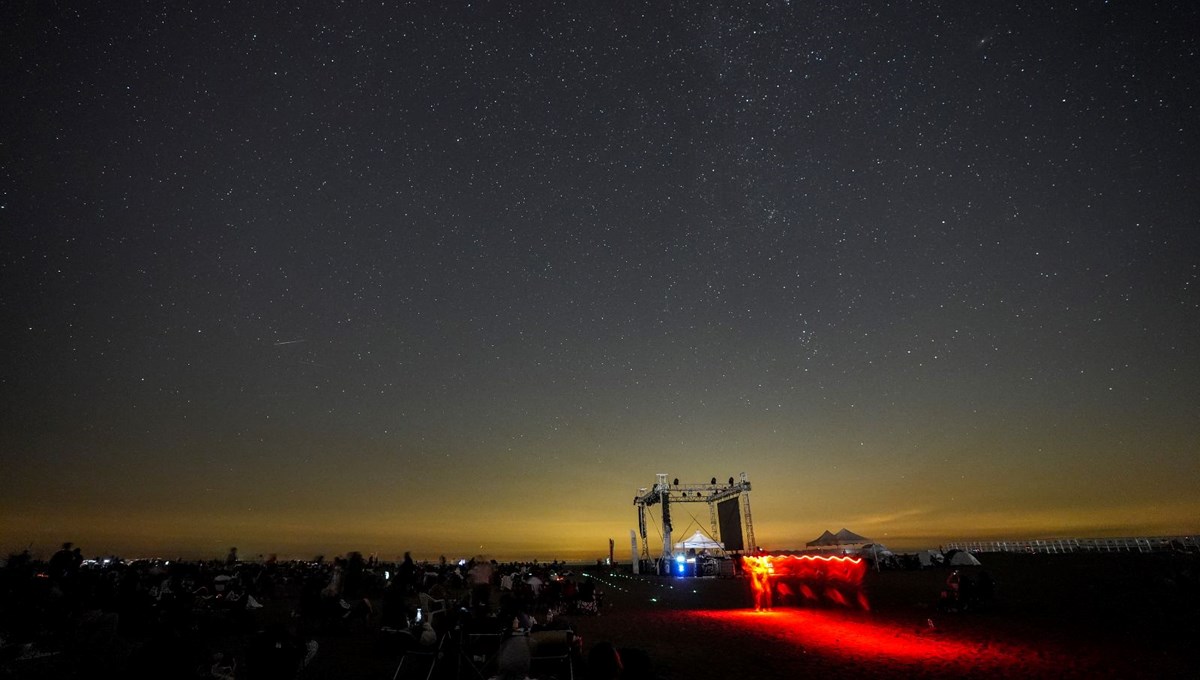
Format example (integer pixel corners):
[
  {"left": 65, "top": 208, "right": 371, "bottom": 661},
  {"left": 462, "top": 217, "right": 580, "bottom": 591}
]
[{"left": 633, "top": 472, "right": 756, "bottom": 563}]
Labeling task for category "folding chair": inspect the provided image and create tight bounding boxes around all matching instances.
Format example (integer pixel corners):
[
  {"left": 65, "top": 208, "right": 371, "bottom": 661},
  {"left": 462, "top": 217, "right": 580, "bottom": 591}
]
[
  {"left": 419, "top": 592, "right": 448, "bottom": 620},
  {"left": 529, "top": 629, "right": 575, "bottom": 680},
  {"left": 390, "top": 628, "right": 444, "bottom": 680},
  {"left": 455, "top": 618, "right": 504, "bottom": 680}
]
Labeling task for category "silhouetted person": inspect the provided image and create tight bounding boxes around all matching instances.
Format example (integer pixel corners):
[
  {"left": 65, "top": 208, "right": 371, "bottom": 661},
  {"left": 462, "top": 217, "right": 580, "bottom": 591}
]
[
  {"left": 468, "top": 558, "right": 494, "bottom": 613},
  {"left": 398, "top": 551, "right": 417, "bottom": 594},
  {"left": 617, "top": 646, "right": 655, "bottom": 679},
  {"left": 342, "top": 552, "right": 366, "bottom": 600},
  {"left": 959, "top": 573, "right": 976, "bottom": 610},
  {"left": 587, "top": 642, "right": 623, "bottom": 680},
  {"left": 946, "top": 569, "right": 961, "bottom": 597},
  {"left": 49, "top": 542, "right": 74, "bottom": 580},
  {"left": 379, "top": 578, "right": 408, "bottom": 630}
]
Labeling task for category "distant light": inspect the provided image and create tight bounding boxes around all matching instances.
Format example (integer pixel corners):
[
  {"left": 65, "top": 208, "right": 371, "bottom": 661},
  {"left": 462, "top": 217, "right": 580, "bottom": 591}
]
[
  {"left": 384, "top": 571, "right": 390, "bottom": 580},
  {"left": 675, "top": 554, "right": 685, "bottom": 564}
]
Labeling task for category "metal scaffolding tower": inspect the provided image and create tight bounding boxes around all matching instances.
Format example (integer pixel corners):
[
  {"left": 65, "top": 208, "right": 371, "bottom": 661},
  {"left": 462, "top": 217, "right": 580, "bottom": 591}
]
[
  {"left": 632, "top": 472, "right": 756, "bottom": 563},
  {"left": 739, "top": 472, "right": 756, "bottom": 555}
]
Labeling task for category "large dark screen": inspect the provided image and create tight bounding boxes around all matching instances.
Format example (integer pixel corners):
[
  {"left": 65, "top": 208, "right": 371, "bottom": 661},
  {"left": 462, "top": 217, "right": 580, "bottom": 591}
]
[{"left": 718, "top": 498, "right": 744, "bottom": 551}]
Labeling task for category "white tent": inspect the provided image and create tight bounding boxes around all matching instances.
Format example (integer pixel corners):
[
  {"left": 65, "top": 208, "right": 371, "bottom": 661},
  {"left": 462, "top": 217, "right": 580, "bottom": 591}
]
[
  {"left": 917, "top": 550, "right": 944, "bottom": 568},
  {"left": 673, "top": 530, "right": 724, "bottom": 551},
  {"left": 949, "top": 551, "right": 982, "bottom": 566},
  {"left": 860, "top": 543, "right": 893, "bottom": 559}
]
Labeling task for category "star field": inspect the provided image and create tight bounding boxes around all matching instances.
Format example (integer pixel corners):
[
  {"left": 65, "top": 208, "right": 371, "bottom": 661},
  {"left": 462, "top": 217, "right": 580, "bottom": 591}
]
[{"left": 2, "top": 1, "right": 1198, "bottom": 559}]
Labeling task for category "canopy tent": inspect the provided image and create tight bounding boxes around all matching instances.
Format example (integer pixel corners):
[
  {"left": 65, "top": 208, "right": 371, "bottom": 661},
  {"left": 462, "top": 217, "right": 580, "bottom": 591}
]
[
  {"left": 807, "top": 528, "right": 871, "bottom": 547},
  {"left": 833, "top": 528, "right": 871, "bottom": 544},
  {"left": 806, "top": 530, "right": 838, "bottom": 547},
  {"left": 857, "top": 543, "right": 894, "bottom": 570},
  {"left": 673, "top": 530, "right": 724, "bottom": 551}
]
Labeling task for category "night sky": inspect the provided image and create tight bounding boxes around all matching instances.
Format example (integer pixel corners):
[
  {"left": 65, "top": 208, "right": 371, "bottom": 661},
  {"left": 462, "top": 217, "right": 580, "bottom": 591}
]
[{"left": 3, "top": 2, "right": 1198, "bottom": 561}]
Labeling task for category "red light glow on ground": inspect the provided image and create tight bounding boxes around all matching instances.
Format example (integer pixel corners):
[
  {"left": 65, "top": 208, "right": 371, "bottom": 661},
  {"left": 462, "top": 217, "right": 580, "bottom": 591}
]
[{"left": 693, "top": 609, "right": 1039, "bottom": 673}]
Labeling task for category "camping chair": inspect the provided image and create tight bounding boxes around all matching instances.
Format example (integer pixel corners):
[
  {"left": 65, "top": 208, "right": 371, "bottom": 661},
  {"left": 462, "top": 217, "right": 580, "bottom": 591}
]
[
  {"left": 529, "top": 629, "right": 575, "bottom": 680},
  {"left": 391, "top": 628, "right": 445, "bottom": 680},
  {"left": 455, "top": 617, "right": 504, "bottom": 679},
  {"left": 419, "top": 592, "right": 448, "bottom": 622}
]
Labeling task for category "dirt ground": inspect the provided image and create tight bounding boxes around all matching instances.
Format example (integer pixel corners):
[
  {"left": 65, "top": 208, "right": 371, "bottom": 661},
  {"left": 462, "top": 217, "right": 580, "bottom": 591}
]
[{"left": 560, "top": 552, "right": 1199, "bottom": 679}]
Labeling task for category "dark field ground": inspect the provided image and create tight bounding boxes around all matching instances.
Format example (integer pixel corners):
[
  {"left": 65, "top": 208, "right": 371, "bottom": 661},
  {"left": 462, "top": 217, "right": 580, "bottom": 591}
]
[
  {"left": 3, "top": 551, "right": 1197, "bottom": 679},
  {"left": 563, "top": 552, "right": 1198, "bottom": 679}
]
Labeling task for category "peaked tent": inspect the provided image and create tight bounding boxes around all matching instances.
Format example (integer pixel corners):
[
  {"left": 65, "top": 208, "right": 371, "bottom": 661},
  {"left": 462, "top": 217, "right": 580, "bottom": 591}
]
[
  {"left": 833, "top": 528, "right": 871, "bottom": 544},
  {"left": 806, "top": 530, "right": 839, "bottom": 547},
  {"left": 674, "top": 530, "right": 724, "bottom": 551}
]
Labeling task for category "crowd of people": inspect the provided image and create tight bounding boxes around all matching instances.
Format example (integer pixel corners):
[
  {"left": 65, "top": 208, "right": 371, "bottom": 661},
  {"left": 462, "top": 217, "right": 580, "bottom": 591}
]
[{"left": 0, "top": 543, "right": 637, "bottom": 679}]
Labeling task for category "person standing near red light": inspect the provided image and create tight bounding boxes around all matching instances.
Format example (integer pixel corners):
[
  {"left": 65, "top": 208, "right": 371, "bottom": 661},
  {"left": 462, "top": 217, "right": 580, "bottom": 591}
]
[
  {"left": 946, "top": 570, "right": 961, "bottom": 597},
  {"left": 748, "top": 559, "right": 774, "bottom": 611}
]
